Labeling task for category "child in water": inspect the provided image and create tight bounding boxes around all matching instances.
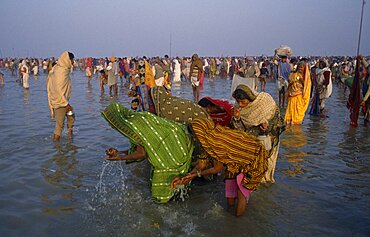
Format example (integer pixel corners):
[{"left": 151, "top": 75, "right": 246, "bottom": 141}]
[{"left": 99, "top": 70, "right": 107, "bottom": 94}]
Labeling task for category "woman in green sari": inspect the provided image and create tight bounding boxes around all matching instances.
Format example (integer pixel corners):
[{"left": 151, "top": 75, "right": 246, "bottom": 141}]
[{"left": 102, "top": 103, "right": 194, "bottom": 203}]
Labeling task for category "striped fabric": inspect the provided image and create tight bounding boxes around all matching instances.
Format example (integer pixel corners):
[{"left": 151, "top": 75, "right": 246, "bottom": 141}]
[
  {"left": 102, "top": 103, "right": 194, "bottom": 203},
  {"left": 191, "top": 118, "right": 268, "bottom": 190}
]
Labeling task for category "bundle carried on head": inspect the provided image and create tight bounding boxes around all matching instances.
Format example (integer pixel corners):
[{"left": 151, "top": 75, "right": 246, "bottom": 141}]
[{"left": 275, "top": 45, "right": 292, "bottom": 57}]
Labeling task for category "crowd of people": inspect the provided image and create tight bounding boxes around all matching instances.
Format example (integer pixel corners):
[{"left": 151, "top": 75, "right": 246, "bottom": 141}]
[{"left": 0, "top": 49, "right": 369, "bottom": 216}]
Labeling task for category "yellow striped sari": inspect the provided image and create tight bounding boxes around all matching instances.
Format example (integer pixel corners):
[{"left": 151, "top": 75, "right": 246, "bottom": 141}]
[{"left": 191, "top": 118, "right": 268, "bottom": 190}]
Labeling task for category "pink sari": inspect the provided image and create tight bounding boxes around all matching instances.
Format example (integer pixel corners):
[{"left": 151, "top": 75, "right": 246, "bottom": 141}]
[{"left": 225, "top": 173, "right": 253, "bottom": 200}]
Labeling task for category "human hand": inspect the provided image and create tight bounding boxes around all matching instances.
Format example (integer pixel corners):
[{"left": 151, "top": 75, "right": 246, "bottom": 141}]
[
  {"left": 50, "top": 109, "right": 55, "bottom": 119},
  {"left": 66, "top": 104, "right": 73, "bottom": 112},
  {"left": 233, "top": 107, "right": 240, "bottom": 118},
  {"left": 105, "top": 147, "right": 119, "bottom": 159},
  {"left": 171, "top": 177, "right": 183, "bottom": 189}
]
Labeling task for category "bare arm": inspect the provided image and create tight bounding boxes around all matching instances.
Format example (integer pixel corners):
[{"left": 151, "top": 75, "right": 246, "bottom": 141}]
[
  {"left": 176, "top": 160, "right": 224, "bottom": 187},
  {"left": 106, "top": 145, "right": 146, "bottom": 161}
]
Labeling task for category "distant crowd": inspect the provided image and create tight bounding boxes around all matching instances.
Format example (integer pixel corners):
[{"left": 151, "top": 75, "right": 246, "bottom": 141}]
[{"left": 0, "top": 51, "right": 369, "bottom": 217}]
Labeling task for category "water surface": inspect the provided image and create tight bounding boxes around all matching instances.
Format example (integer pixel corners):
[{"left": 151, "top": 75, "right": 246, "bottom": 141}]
[{"left": 0, "top": 70, "right": 369, "bottom": 236}]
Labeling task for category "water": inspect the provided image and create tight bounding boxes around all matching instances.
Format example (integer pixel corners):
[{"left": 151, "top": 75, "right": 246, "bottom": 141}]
[{"left": 0, "top": 70, "right": 369, "bottom": 237}]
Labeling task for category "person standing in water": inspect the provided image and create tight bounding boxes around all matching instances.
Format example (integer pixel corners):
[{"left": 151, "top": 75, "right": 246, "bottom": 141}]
[
  {"left": 277, "top": 56, "right": 291, "bottom": 108},
  {"left": 285, "top": 61, "right": 311, "bottom": 125},
  {"left": 21, "top": 60, "right": 30, "bottom": 89},
  {"left": 47, "top": 51, "right": 75, "bottom": 141},
  {"left": 107, "top": 56, "right": 118, "bottom": 97},
  {"left": 189, "top": 54, "right": 203, "bottom": 102}
]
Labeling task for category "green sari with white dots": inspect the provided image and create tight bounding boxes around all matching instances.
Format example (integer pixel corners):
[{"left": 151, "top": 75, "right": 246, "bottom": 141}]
[{"left": 102, "top": 103, "right": 193, "bottom": 203}]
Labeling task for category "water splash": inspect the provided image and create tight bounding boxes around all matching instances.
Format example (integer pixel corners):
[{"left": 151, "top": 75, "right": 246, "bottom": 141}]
[
  {"left": 173, "top": 184, "right": 190, "bottom": 202},
  {"left": 96, "top": 162, "right": 110, "bottom": 194},
  {"left": 204, "top": 202, "right": 226, "bottom": 219}
]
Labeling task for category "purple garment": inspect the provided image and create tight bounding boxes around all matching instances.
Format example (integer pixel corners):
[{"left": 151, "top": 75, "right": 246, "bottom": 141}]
[{"left": 119, "top": 61, "right": 125, "bottom": 74}]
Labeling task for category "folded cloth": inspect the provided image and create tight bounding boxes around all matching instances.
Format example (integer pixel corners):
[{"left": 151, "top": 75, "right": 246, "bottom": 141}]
[{"left": 191, "top": 76, "right": 199, "bottom": 87}]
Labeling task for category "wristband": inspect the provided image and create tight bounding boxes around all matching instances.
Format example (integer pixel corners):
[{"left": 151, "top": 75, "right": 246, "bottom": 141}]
[{"left": 196, "top": 169, "right": 202, "bottom": 177}]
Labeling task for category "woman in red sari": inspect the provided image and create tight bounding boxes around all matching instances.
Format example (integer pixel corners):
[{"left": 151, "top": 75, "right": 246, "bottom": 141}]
[{"left": 198, "top": 97, "right": 233, "bottom": 127}]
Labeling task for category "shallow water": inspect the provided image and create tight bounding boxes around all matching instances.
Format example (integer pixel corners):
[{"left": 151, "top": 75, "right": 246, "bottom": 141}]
[{"left": 0, "top": 70, "right": 369, "bottom": 237}]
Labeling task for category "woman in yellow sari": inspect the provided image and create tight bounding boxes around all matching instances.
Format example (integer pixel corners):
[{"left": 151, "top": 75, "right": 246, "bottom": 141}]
[{"left": 284, "top": 61, "right": 311, "bottom": 125}]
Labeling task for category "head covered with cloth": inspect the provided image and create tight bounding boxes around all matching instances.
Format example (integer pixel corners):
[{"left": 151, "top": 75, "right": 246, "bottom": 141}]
[{"left": 102, "top": 103, "right": 194, "bottom": 203}]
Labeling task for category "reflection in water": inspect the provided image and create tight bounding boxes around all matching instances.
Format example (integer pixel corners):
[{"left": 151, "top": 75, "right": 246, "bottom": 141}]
[
  {"left": 337, "top": 127, "right": 370, "bottom": 201},
  {"left": 306, "top": 117, "right": 329, "bottom": 155},
  {"left": 86, "top": 83, "right": 94, "bottom": 102},
  {"left": 40, "top": 142, "right": 82, "bottom": 215},
  {"left": 281, "top": 125, "right": 308, "bottom": 177},
  {"left": 23, "top": 88, "right": 30, "bottom": 105}
]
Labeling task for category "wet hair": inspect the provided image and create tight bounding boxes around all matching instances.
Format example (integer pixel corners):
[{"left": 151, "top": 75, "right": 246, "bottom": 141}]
[{"left": 198, "top": 98, "right": 215, "bottom": 108}]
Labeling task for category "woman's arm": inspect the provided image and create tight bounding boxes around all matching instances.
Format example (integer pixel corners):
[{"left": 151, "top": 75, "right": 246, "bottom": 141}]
[
  {"left": 106, "top": 145, "right": 146, "bottom": 161},
  {"left": 180, "top": 159, "right": 223, "bottom": 184}
]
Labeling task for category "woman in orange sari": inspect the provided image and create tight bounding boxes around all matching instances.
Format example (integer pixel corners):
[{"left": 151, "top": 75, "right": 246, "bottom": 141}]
[{"left": 284, "top": 61, "right": 311, "bottom": 125}]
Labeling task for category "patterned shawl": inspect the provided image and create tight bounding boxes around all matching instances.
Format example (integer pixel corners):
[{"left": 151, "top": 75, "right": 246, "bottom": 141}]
[
  {"left": 191, "top": 118, "right": 268, "bottom": 190},
  {"left": 102, "top": 103, "right": 193, "bottom": 203},
  {"left": 236, "top": 85, "right": 277, "bottom": 127},
  {"left": 150, "top": 86, "right": 210, "bottom": 124}
]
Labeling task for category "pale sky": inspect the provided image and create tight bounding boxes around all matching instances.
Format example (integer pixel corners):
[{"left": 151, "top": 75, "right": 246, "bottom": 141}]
[{"left": 0, "top": 0, "right": 369, "bottom": 58}]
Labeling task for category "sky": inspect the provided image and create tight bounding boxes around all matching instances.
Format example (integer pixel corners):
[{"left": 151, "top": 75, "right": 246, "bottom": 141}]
[{"left": 0, "top": 0, "right": 369, "bottom": 58}]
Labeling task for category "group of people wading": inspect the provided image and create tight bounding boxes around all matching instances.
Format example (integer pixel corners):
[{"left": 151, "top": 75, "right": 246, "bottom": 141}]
[{"left": 1, "top": 48, "right": 368, "bottom": 217}]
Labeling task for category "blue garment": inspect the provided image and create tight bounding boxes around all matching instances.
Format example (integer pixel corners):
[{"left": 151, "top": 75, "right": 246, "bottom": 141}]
[
  {"left": 309, "top": 93, "right": 320, "bottom": 116},
  {"left": 279, "top": 62, "right": 291, "bottom": 80}
]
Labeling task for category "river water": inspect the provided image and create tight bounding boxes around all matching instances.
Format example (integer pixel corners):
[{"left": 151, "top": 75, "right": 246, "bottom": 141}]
[{"left": 0, "top": 69, "right": 369, "bottom": 237}]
